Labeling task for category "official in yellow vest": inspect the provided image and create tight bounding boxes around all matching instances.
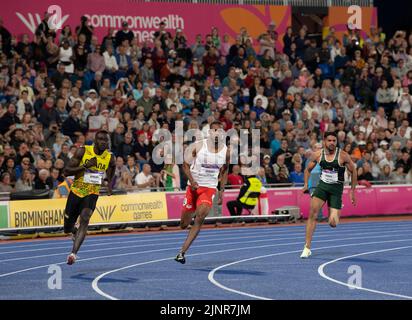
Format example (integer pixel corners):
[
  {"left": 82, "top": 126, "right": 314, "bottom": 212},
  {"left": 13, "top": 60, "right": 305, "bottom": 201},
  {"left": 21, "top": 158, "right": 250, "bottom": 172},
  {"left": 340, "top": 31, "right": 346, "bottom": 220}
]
[
  {"left": 227, "top": 176, "right": 262, "bottom": 216},
  {"left": 63, "top": 130, "right": 115, "bottom": 265}
]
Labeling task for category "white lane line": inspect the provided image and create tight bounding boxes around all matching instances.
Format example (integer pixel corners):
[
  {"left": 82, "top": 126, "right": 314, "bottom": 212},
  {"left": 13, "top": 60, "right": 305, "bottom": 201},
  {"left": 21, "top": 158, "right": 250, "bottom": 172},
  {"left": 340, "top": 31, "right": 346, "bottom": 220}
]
[
  {"left": 2, "top": 227, "right": 412, "bottom": 263},
  {"left": 93, "top": 238, "right": 412, "bottom": 300},
  {"left": 2, "top": 222, "right": 410, "bottom": 255},
  {"left": 1, "top": 220, "right": 410, "bottom": 250},
  {"left": 318, "top": 246, "right": 412, "bottom": 299},
  {"left": 2, "top": 229, "right": 411, "bottom": 280},
  {"left": 208, "top": 239, "right": 412, "bottom": 301},
  {"left": 0, "top": 228, "right": 294, "bottom": 255}
]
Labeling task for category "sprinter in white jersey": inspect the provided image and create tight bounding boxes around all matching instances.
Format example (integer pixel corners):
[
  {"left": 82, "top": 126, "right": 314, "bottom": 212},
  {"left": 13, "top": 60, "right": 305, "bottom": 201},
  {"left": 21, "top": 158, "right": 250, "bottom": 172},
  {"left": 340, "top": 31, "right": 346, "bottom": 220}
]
[{"left": 175, "top": 121, "right": 230, "bottom": 264}]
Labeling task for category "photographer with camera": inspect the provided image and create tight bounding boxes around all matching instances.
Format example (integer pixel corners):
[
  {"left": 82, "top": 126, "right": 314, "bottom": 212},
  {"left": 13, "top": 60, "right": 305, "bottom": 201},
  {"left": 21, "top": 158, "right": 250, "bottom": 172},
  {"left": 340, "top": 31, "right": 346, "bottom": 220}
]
[
  {"left": 154, "top": 21, "right": 172, "bottom": 51},
  {"left": 76, "top": 16, "right": 94, "bottom": 45}
]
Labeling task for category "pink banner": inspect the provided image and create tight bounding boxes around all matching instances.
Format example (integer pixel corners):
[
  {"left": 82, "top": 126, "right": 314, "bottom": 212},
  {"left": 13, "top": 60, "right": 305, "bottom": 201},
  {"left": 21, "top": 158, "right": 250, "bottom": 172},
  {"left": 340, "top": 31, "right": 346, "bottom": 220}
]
[
  {"left": 3, "top": 0, "right": 291, "bottom": 51},
  {"left": 374, "top": 186, "right": 412, "bottom": 215},
  {"left": 166, "top": 185, "right": 412, "bottom": 220}
]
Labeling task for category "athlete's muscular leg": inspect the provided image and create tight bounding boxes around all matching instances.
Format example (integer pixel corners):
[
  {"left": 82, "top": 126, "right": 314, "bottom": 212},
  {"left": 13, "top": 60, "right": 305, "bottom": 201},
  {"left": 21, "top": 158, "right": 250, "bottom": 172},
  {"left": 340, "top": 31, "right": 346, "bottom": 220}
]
[
  {"left": 180, "top": 204, "right": 210, "bottom": 254},
  {"left": 328, "top": 208, "right": 341, "bottom": 228},
  {"left": 180, "top": 210, "right": 194, "bottom": 229},
  {"left": 71, "top": 208, "right": 93, "bottom": 254},
  {"left": 304, "top": 197, "right": 325, "bottom": 249}
]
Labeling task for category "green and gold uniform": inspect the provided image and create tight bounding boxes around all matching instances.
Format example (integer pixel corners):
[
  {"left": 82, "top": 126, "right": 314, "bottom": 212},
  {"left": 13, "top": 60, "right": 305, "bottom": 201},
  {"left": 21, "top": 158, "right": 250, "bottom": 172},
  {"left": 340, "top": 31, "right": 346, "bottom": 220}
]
[{"left": 64, "top": 145, "right": 112, "bottom": 233}]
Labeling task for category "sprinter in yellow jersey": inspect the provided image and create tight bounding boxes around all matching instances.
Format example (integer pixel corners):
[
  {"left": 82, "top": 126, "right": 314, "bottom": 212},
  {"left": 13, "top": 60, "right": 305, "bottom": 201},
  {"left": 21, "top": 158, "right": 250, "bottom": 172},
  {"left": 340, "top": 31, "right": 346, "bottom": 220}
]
[{"left": 63, "top": 130, "right": 115, "bottom": 265}]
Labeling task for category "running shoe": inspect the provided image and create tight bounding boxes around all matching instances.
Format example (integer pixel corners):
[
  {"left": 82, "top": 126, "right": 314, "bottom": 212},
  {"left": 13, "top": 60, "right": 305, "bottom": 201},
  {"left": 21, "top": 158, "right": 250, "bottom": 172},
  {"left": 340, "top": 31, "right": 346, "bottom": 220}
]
[
  {"left": 300, "top": 246, "right": 312, "bottom": 259},
  {"left": 67, "top": 253, "right": 77, "bottom": 265},
  {"left": 174, "top": 252, "right": 186, "bottom": 264}
]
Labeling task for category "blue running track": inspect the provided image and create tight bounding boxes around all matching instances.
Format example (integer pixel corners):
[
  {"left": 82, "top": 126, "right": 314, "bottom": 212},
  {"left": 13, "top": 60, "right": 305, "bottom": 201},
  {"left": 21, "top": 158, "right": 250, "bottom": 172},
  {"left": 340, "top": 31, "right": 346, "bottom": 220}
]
[{"left": 0, "top": 220, "right": 411, "bottom": 300}]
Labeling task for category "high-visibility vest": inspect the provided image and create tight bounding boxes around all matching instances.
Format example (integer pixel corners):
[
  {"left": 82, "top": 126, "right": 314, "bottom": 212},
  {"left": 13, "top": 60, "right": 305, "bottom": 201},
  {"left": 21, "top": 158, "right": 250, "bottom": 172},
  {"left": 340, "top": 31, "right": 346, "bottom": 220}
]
[{"left": 239, "top": 177, "right": 262, "bottom": 207}]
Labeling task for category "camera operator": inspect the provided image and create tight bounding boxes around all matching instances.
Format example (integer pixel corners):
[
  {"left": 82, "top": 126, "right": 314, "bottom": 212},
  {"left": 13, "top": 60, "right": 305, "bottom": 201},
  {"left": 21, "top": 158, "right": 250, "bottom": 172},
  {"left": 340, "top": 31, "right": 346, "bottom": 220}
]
[{"left": 76, "top": 16, "right": 94, "bottom": 45}]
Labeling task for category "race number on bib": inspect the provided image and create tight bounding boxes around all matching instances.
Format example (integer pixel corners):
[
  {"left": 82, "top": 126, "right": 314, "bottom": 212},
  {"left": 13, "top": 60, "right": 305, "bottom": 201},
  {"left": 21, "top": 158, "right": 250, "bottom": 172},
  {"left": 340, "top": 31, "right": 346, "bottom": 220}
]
[
  {"left": 84, "top": 172, "right": 104, "bottom": 185},
  {"left": 321, "top": 170, "right": 338, "bottom": 184},
  {"left": 199, "top": 168, "right": 220, "bottom": 179}
]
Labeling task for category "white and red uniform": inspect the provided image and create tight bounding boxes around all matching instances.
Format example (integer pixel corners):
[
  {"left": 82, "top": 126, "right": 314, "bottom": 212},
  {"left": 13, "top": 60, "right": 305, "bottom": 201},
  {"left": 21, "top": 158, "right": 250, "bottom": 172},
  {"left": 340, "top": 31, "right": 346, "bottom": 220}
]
[{"left": 183, "top": 140, "right": 227, "bottom": 212}]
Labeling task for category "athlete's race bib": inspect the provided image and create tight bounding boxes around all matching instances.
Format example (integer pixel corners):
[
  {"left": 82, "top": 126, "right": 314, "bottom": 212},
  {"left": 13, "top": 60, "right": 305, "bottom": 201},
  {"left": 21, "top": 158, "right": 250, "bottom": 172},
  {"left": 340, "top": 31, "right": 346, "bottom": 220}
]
[
  {"left": 321, "top": 169, "right": 338, "bottom": 184},
  {"left": 83, "top": 172, "right": 104, "bottom": 185},
  {"left": 199, "top": 167, "right": 220, "bottom": 180}
]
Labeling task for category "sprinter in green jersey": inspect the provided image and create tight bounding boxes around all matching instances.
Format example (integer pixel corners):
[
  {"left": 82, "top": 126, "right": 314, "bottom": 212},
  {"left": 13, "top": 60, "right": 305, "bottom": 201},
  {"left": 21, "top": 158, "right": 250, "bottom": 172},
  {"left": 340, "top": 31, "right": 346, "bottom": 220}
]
[{"left": 300, "top": 131, "right": 357, "bottom": 258}]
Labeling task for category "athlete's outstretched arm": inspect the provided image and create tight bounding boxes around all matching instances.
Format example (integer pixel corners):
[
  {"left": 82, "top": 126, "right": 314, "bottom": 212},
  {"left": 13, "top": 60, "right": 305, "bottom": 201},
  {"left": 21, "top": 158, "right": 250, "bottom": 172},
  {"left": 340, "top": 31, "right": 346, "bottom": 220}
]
[
  {"left": 343, "top": 152, "right": 357, "bottom": 206},
  {"left": 106, "top": 155, "right": 116, "bottom": 196},
  {"left": 303, "top": 150, "right": 321, "bottom": 193},
  {"left": 64, "top": 147, "right": 88, "bottom": 176}
]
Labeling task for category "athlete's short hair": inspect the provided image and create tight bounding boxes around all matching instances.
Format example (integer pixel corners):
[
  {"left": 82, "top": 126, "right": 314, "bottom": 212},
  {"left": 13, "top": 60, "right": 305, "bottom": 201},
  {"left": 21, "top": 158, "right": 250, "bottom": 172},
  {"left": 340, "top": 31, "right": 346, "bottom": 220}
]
[
  {"left": 323, "top": 131, "right": 337, "bottom": 140},
  {"left": 95, "top": 130, "right": 109, "bottom": 139}
]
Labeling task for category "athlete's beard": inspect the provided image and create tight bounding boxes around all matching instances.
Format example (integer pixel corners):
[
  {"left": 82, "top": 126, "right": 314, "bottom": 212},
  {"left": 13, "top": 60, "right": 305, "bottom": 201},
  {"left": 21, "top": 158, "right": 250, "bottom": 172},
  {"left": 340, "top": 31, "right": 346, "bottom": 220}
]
[{"left": 326, "top": 144, "right": 336, "bottom": 153}]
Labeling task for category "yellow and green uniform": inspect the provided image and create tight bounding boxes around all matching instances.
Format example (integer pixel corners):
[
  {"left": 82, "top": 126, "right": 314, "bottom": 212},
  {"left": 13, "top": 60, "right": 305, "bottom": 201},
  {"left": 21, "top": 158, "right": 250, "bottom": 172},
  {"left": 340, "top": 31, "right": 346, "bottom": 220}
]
[
  {"left": 239, "top": 177, "right": 262, "bottom": 208},
  {"left": 312, "top": 148, "right": 346, "bottom": 209},
  {"left": 70, "top": 145, "right": 112, "bottom": 198}
]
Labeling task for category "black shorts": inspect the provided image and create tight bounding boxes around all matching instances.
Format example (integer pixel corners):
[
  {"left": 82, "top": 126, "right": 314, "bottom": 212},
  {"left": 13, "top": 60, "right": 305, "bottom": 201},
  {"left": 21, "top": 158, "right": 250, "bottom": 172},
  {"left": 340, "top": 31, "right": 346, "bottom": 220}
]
[{"left": 64, "top": 192, "right": 99, "bottom": 233}]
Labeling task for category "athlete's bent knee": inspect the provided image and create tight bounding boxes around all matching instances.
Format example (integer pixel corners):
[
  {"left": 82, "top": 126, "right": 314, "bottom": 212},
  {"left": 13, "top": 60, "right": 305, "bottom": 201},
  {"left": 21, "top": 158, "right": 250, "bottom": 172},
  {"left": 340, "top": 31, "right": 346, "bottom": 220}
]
[
  {"left": 180, "top": 221, "right": 190, "bottom": 229},
  {"left": 80, "top": 209, "right": 93, "bottom": 224},
  {"left": 309, "top": 208, "right": 318, "bottom": 219}
]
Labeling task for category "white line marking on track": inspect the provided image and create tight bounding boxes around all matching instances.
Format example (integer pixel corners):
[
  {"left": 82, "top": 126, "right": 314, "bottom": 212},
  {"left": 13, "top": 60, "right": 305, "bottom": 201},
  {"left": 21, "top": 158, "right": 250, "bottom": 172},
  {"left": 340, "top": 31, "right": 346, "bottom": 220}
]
[
  {"left": 0, "top": 220, "right": 410, "bottom": 250},
  {"left": 93, "top": 238, "right": 412, "bottom": 300},
  {"left": 1, "top": 222, "right": 410, "bottom": 256},
  {"left": 2, "top": 227, "right": 412, "bottom": 263},
  {"left": 317, "top": 246, "right": 412, "bottom": 299},
  {"left": 208, "top": 240, "right": 412, "bottom": 300}
]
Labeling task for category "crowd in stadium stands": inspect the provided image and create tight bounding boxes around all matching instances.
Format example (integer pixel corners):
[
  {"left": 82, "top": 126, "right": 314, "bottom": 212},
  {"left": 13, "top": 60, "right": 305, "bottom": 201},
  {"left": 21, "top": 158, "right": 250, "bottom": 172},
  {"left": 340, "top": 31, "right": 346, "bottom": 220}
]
[{"left": 0, "top": 13, "right": 412, "bottom": 195}]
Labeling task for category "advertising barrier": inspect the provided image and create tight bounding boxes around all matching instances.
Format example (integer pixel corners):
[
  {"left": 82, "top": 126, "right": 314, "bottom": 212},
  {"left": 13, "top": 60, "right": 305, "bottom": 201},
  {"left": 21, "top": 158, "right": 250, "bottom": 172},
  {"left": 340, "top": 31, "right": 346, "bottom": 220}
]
[
  {"left": 166, "top": 185, "right": 412, "bottom": 219},
  {"left": 0, "top": 202, "right": 9, "bottom": 229},
  {"left": 1, "top": 185, "right": 412, "bottom": 231},
  {"left": 8, "top": 192, "right": 167, "bottom": 229},
  {"left": 3, "top": 0, "right": 291, "bottom": 51}
]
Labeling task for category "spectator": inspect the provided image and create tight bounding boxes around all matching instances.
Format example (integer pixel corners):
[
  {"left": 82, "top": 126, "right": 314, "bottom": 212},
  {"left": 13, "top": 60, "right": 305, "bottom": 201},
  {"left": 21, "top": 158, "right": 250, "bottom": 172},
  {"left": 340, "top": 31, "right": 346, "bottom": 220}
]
[
  {"left": 162, "top": 158, "right": 180, "bottom": 191},
  {"left": 358, "top": 162, "right": 375, "bottom": 182},
  {"left": 14, "top": 169, "right": 34, "bottom": 192},
  {"left": 290, "top": 162, "right": 304, "bottom": 186},
  {"left": 38, "top": 97, "right": 61, "bottom": 127},
  {"left": 133, "top": 133, "right": 150, "bottom": 169},
  {"left": 227, "top": 165, "right": 244, "bottom": 188},
  {"left": 62, "top": 107, "right": 83, "bottom": 142},
  {"left": 34, "top": 169, "right": 53, "bottom": 190},
  {"left": 135, "top": 163, "right": 156, "bottom": 189},
  {"left": 0, "top": 172, "right": 13, "bottom": 192},
  {"left": 115, "top": 171, "right": 134, "bottom": 191},
  {"left": 125, "top": 155, "right": 140, "bottom": 181},
  {"left": 115, "top": 21, "right": 134, "bottom": 48},
  {"left": 272, "top": 154, "right": 290, "bottom": 184},
  {"left": 87, "top": 45, "right": 105, "bottom": 74}
]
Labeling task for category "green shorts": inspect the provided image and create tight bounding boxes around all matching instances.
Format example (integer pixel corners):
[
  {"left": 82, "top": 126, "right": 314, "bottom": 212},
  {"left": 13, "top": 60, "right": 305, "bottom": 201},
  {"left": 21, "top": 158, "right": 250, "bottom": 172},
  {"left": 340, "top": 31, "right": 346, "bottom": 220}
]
[{"left": 312, "top": 181, "right": 344, "bottom": 210}]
